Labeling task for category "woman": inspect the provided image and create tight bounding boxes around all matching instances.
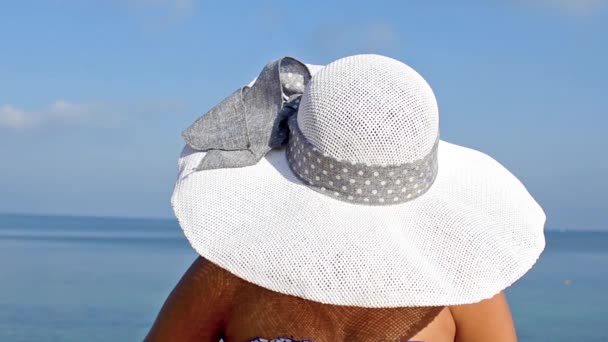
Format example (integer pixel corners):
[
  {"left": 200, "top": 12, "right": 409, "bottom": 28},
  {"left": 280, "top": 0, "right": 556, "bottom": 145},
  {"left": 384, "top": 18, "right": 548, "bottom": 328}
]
[{"left": 146, "top": 54, "right": 545, "bottom": 341}]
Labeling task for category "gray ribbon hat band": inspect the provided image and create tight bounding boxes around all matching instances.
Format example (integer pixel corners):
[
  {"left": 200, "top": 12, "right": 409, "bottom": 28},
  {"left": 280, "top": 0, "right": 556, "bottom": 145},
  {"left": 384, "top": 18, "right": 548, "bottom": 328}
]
[
  {"left": 182, "top": 56, "right": 440, "bottom": 205},
  {"left": 286, "top": 114, "right": 440, "bottom": 205}
]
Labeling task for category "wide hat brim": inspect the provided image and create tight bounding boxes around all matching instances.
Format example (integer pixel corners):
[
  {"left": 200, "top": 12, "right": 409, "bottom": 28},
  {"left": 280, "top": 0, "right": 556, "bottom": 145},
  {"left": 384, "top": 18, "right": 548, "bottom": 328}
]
[{"left": 171, "top": 138, "right": 546, "bottom": 308}]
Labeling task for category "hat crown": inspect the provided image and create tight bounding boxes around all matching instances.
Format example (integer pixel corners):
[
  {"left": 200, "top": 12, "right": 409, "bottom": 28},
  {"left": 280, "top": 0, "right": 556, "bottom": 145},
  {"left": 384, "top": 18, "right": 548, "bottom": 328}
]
[{"left": 297, "top": 54, "right": 439, "bottom": 165}]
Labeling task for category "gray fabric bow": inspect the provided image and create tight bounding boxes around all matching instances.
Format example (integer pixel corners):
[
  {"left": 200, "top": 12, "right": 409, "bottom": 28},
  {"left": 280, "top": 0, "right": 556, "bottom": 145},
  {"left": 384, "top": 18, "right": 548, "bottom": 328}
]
[{"left": 182, "top": 56, "right": 312, "bottom": 171}]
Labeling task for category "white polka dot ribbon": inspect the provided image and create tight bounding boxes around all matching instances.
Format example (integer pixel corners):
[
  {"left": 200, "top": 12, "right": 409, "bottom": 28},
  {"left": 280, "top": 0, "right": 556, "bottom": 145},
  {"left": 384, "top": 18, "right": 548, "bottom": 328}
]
[{"left": 286, "top": 114, "right": 440, "bottom": 205}]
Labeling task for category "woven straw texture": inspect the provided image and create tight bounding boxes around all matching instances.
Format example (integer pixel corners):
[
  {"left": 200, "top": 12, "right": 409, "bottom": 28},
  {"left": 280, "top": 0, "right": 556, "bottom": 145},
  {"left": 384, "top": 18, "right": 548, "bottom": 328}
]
[
  {"left": 298, "top": 55, "right": 438, "bottom": 164},
  {"left": 171, "top": 54, "right": 546, "bottom": 308}
]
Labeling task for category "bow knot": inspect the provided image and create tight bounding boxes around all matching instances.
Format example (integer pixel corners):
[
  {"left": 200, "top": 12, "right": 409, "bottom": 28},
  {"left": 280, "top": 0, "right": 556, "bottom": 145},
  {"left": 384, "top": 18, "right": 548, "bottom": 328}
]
[{"left": 182, "top": 56, "right": 312, "bottom": 171}]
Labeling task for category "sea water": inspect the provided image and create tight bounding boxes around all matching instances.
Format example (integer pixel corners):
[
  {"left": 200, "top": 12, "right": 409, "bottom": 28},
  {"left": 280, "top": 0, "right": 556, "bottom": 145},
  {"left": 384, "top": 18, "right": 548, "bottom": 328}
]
[{"left": 0, "top": 214, "right": 606, "bottom": 342}]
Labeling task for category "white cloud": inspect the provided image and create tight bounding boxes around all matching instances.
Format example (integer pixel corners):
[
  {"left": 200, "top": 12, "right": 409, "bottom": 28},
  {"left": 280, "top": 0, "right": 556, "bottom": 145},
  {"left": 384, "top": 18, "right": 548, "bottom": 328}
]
[
  {"left": 0, "top": 105, "right": 35, "bottom": 129},
  {"left": 0, "top": 100, "right": 101, "bottom": 129},
  {"left": 128, "top": 0, "right": 194, "bottom": 13},
  {"left": 49, "top": 100, "right": 96, "bottom": 121},
  {"left": 361, "top": 22, "right": 400, "bottom": 51},
  {"left": 310, "top": 21, "right": 402, "bottom": 58},
  {"left": 0, "top": 99, "right": 187, "bottom": 130},
  {"left": 527, "top": 0, "right": 606, "bottom": 15}
]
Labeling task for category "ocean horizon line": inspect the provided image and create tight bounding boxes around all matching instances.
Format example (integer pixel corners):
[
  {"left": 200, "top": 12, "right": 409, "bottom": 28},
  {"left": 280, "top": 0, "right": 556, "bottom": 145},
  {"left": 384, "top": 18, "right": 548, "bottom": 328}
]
[{"left": 0, "top": 211, "right": 174, "bottom": 222}]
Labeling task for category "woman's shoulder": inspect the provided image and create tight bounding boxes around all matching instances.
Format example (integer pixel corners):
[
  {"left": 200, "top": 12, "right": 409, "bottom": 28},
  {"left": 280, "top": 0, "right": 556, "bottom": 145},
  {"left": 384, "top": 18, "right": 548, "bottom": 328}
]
[
  {"left": 144, "top": 257, "right": 237, "bottom": 342},
  {"left": 448, "top": 292, "right": 518, "bottom": 341}
]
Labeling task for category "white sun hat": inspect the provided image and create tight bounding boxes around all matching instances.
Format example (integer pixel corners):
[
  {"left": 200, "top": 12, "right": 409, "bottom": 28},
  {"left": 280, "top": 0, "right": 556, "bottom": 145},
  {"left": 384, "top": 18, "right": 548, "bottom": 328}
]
[{"left": 171, "top": 54, "right": 546, "bottom": 308}]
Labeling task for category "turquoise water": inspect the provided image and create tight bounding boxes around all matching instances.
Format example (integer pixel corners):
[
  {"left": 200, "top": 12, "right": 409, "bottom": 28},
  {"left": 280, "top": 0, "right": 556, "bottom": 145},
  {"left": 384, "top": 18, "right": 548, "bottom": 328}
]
[{"left": 0, "top": 214, "right": 606, "bottom": 342}]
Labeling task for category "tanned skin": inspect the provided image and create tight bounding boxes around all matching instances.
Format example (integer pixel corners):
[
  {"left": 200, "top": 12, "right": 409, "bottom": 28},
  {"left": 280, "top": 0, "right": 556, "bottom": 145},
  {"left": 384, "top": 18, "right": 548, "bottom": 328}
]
[{"left": 145, "top": 257, "right": 518, "bottom": 342}]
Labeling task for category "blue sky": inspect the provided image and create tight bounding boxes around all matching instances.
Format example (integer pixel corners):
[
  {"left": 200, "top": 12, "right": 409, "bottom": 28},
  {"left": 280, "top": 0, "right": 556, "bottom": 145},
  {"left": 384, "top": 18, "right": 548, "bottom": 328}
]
[{"left": 0, "top": 1, "right": 606, "bottom": 230}]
